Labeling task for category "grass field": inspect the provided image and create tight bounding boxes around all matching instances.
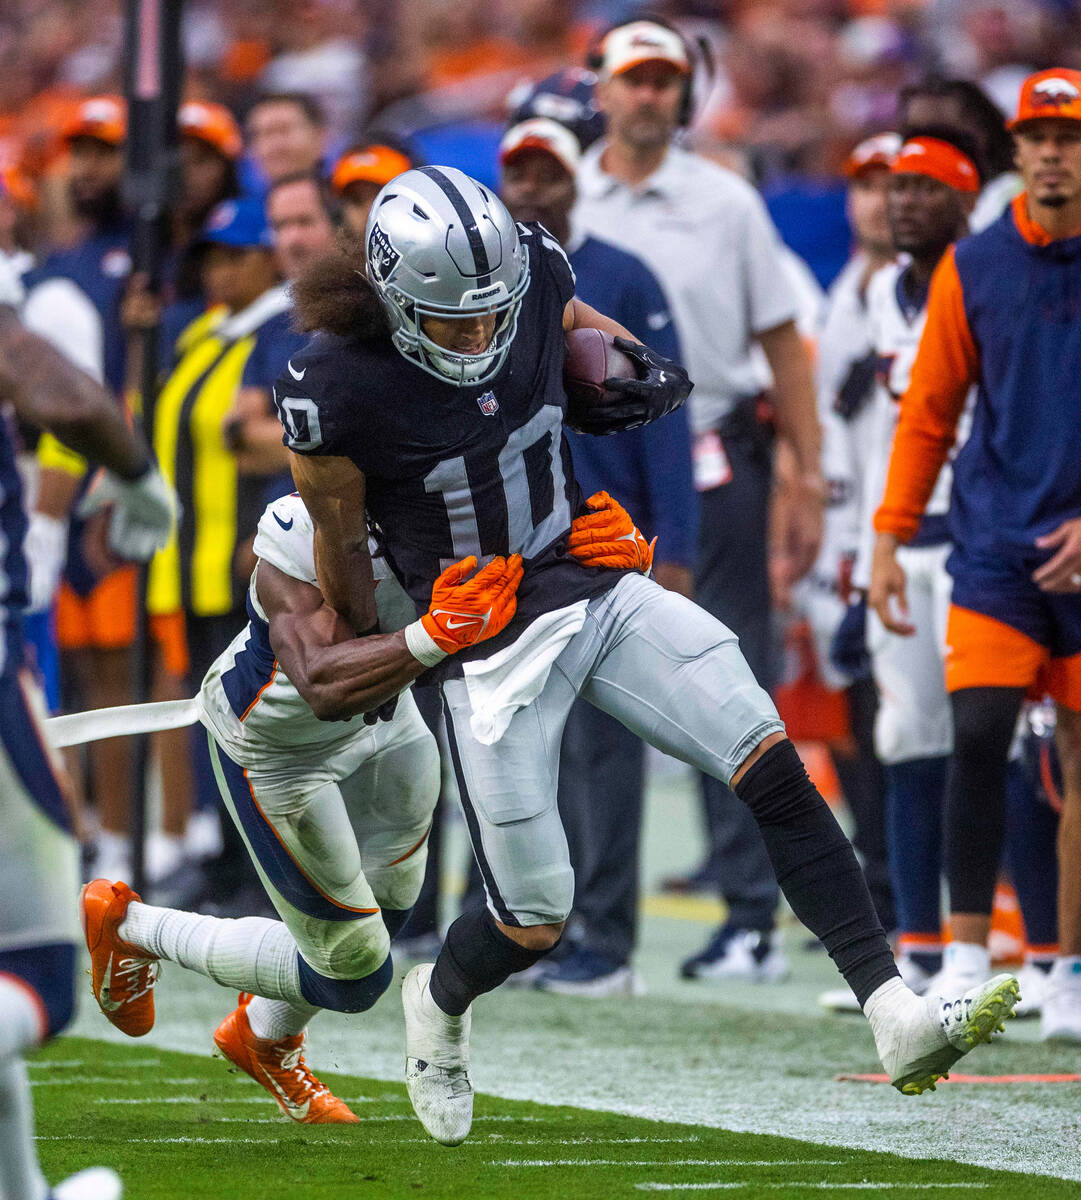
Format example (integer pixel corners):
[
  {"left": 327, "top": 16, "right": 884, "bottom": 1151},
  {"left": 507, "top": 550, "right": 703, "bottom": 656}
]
[
  {"left": 30, "top": 1037, "right": 1081, "bottom": 1199},
  {"left": 34, "top": 760, "right": 1081, "bottom": 1198}
]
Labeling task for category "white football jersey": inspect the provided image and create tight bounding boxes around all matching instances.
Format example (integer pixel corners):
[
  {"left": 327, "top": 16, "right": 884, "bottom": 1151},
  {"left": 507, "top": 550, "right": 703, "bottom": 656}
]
[
  {"left": 851, "top": 259, "right": 972, "bottom": 588},
  {"left": 198, "top": 492, "right": 419, "bottom": 774}
]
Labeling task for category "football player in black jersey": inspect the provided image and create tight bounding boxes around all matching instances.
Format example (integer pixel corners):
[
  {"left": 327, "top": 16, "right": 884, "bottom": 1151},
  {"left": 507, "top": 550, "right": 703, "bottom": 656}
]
[{"left": 274, "top": 166, "right": 1019, "bottom": 1145}]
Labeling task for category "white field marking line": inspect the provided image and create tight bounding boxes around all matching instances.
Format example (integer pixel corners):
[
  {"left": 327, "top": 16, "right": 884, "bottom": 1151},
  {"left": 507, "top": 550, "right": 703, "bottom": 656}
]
[
  {"left": 97, "top": 1095, "right": 383, "bottom": 1105},
  {"left": 28, "top": 1058, "right": 162, "bottom": 1069},
  {"left": 633, "top": 1186, "right": 991, "bottom": 1193},
  {"left": 32, "top": 1077, "right": 201, "bottom": 1086},
  {"left": 37, "top": 1136, "right": 284, "bottom": 1146},
  {"left": 488, "top": 1160, "right": 847, "bottom": 1168}
]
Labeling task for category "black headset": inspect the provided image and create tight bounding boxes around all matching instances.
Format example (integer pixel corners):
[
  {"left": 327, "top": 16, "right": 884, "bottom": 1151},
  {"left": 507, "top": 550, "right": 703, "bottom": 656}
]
[{"left": 586, "top": 15, "right": 714, "bottom": 129}]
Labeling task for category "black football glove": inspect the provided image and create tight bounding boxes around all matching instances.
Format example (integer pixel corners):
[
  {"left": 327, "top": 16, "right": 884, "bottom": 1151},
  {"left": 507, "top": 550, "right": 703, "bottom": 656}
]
[{"left": 567, "top": 337, "right": 693, "bottom": 436}]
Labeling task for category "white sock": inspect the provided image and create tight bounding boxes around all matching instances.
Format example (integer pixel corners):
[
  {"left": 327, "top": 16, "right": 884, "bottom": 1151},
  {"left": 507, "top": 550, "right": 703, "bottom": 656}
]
[
  {"left": 247, "top": 996, "right": 320, "bottom": 1040},
  {"left": 942, "top": 941, "right": 991, "bottom": 978},
  {"left": 862, "top": 974, "right": 924, "bottom": 1025},
  {"left": 0, "top": 1054, "right": 48, "bottom": 1200},
  {"left": 0, "top": 976, "right": 46, "bottom": 1059},
  {"left": 119, "top": 901, "right": 307, "bottom": 1004},
  {"left": 95, "top": 830, "right": 131, "bottom": 875}
]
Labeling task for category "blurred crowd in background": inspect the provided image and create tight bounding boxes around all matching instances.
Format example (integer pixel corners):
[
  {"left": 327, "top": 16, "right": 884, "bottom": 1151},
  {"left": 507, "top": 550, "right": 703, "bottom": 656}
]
[{"left": 2, "top": 0, "right": 1081, "bottom": 275}]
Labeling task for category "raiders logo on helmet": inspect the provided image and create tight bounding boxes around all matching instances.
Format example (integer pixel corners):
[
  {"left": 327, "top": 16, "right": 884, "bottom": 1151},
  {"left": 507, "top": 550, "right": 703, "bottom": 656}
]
[{"left": 367, "top": 223, "right": 401, "bottom": 285}]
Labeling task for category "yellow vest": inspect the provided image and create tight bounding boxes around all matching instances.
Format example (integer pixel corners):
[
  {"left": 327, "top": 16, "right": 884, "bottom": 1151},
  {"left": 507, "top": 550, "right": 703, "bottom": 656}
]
[{"left": 148, "top": 287, "right": 291, "bottom": 617}]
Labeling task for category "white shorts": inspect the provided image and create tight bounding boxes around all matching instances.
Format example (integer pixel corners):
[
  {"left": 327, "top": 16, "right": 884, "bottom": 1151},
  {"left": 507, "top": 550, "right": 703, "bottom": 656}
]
[{"left": 867, "top": 542, "right": 953, "bottom": 764}]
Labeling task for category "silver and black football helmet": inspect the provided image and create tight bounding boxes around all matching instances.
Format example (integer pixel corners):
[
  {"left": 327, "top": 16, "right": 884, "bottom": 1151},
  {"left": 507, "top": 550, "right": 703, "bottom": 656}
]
[{"left": 364, "top": 166, "right": 530, "bottom": 386}]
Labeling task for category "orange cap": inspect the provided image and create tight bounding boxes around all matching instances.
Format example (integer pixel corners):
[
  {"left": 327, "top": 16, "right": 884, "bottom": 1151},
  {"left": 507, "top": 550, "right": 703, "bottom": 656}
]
[
  {"left": 331, "top": 145, "right": 412, "bottom": 194},
  {"left": 891, "top": 136, "right": 980, "bottom": 193},
  {"left": 0, "top": 167, "right": 36, "bottom": 210},
  {"left": 1009, "top": 69, "right": 1081, "bottom": 130},
  {"left": 844, "top": 132, "right": 902, "bottom": 178},
  {"left": 179, "top": 101, "right": 242, "bottom": 160},
  {"left": 62, "top": 95, "right": 127, "bottom": 146}
]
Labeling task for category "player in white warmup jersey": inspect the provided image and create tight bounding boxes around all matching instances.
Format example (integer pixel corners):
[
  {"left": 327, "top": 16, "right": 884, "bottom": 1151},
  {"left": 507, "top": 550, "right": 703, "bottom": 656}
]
[
  {"left": 0, "top": 256, "right": 175, "bottom": 1200},
  {"left": 819, "top": 133, "right": 979, "bottom": 1011}
]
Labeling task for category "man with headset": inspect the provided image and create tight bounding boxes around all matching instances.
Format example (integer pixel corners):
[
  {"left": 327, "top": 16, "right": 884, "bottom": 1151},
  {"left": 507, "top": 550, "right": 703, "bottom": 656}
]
[{"left": 575, "top": 19, "right": 824, "bottom": 980}]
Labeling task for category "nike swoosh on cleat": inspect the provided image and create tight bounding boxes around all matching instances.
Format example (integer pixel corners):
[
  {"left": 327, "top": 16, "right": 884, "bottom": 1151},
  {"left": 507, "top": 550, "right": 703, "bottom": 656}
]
[
  {"left": 259, "top": 1066, "right": 310, "bottom": 1119},
  {"left": 99, "top": 954, "right": 123, "bottom": 1012},
  {"left": 287, "top": 360, "right": 306, "bottom": 381},
  {"left": 273, "top": 513, "right": 294, "bottom": 531}
]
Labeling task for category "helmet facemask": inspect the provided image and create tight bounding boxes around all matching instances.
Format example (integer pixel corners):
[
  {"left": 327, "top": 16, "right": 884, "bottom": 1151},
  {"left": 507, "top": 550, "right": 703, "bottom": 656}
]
[{"left": 384, "top": 268, "right": 531, "bottom": 386}]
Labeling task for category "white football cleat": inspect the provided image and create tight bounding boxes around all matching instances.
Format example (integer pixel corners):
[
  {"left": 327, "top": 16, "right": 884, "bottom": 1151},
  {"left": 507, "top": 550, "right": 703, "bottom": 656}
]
[
  {"left": 819, "top": 952, "right": 935, "bottom": 1014},
  {"left": 402, "top": 963, "right": 474, "bottom": 1146},
  {"left": 1041, "top": 960, "right": 1081, "bottom": 1042},
  {"left": 50, "top": 1166, "right": 123, "bottom": 1200},
  {"left": 873, "top": 973, "right": 1020, "bottom": 1095}
]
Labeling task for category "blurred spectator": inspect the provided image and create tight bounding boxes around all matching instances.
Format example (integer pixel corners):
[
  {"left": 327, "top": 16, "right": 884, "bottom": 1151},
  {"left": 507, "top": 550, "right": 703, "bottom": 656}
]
[
  {"left": 148, "top": 196, "right": 305, "bottom": 915},
  {"left": 0, "top": 168, "right": 37, "bottom": 274},
  {"left": 575, "top": 20, "right": 821, "bottom": 983},
  {"left": 245, "top": 92, "right": 329, "bottom": 192},
  {"left": 331, "top": 143, "right": 414, "bottom": 239},
  {"left": 898, "top": 76, "right": 1022, "bottom": 232},
  {"left": 258, "top": 0, "right": 370, "bottom": 144}
]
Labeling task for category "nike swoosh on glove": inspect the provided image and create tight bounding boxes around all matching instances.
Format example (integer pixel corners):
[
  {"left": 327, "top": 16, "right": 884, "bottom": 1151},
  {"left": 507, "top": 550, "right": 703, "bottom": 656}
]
[
  {"left": 566, "top": 337, "right": 692, "bottom": 436},
  {"left": 78, "top": 463, "right": 179, "bottom": 563},
  {"left": 566, "top": 491, "right": 655, "bottom": 573},
  {"left": 404, "top": 554, "right": 525, "bottom": 667}
]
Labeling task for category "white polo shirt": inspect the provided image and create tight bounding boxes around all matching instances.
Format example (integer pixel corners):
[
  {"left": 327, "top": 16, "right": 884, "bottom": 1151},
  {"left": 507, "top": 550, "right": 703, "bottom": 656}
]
[{"left": 575, "top": 141, "right": 799, "bottom": 434}]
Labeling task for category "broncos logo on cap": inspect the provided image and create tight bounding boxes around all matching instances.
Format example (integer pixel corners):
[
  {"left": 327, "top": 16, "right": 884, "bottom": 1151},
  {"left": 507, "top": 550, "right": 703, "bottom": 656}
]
[{"left": 1032, "top": 77, "right": 1081, "bottom": 107}]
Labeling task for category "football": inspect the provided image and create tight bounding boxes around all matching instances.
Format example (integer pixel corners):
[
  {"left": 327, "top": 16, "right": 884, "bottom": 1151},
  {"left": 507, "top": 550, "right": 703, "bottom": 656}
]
[{"left": 562, "top": 328, "right": 638, "bottom": 408}]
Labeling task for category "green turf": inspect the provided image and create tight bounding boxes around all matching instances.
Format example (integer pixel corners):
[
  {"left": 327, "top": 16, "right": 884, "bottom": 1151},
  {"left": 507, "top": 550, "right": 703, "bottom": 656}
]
[{"left": 29, "top": 1037, "right": 1080, "bottom": 1199}]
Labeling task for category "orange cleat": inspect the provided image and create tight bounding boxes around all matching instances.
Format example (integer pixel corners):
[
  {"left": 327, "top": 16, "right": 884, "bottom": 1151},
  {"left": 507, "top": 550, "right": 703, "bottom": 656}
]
[
  {"left": 213, "top": 994, "right": 359, "bottom": 1124},
  {"left": 79, "top": 878, "right": 160, "bottom": 1038}
]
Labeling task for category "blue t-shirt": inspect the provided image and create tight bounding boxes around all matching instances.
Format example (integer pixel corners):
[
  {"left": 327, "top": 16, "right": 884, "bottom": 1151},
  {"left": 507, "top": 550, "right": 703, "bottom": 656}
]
[{"left": 567, "top": 234, "right": 697, "bottom": 568}]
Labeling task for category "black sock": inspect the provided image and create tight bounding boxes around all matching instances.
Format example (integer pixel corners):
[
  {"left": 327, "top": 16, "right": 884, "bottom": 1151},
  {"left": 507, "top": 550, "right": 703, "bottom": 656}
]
[
  {"left": 429, "top": 907, "right": 555, "bottom": 1016},
  {"left": 946, "top": 687, "right": 1024, "bottom": 915},
  {"left": 734, "top": 740, "right": 897, "bottom": 1007}
]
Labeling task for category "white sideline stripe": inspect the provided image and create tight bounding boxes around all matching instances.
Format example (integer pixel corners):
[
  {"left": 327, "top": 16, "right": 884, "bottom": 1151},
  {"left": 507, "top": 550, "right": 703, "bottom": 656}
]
[
  {"left": 489, "top": 1160, "right": 847, "bottom": 1168},
  {"left": 45, "top": 697, "right": 199, "bottom": 748},
  {"left": 633, "top": 1186, "right": 991, "bottom": 1193}
]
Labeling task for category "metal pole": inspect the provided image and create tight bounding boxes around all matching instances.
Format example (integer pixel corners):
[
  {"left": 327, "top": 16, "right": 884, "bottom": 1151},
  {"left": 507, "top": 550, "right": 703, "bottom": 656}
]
[{"left": 123, "top": 0, "right": 183, "bottom": 894}]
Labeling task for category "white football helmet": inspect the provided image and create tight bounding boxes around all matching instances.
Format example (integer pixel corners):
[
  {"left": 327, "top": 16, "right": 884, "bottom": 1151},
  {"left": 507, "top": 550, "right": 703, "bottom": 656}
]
[{"left": 364, "top": 166, "right": 530, "bottom": 386}]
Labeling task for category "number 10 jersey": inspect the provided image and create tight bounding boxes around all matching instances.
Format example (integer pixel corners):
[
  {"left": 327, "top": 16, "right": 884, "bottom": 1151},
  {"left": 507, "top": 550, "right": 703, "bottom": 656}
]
[{"left": 273, "top": 223, "right": 630, "bottom": 672}]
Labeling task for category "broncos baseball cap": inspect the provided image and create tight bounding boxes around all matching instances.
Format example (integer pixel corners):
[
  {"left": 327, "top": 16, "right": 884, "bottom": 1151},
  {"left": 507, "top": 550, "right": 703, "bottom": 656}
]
[
  {"left": 596, "top": 20, "right": 690, "bottom": 79},
  {"left": 891, "top": 137, "right": 980, "bottom": 193},
  {"left": 843, "top": 132, "right": 902, "bottom": 178},
  {"left": 198, "top": 198, "right": 272, "bottom": 249},
  {"left": 62, "top": 95, "right": 127, "bottom": 146},
  {"left": 331, "top": 145, "right": 412, "bottom": 193},
  {"left": 1009, "top": 68, "right": 1081, "bottom": 130},
  {"left": 179, "top": 101, "right": 243, "bottom": 160},
  {"left": 500, "top": 118, "right": 581, "bottom": 177}
]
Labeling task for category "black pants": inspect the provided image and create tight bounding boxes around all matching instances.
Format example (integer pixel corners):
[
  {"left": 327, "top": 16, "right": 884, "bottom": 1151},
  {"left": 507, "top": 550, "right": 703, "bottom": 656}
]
[{"left": 692, "top": 431, "right": 780, "bottom": 930}]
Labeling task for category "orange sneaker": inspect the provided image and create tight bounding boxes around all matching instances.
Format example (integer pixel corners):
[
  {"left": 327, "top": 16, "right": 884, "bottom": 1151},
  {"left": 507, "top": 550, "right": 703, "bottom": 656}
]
[
  {"left": 79, "top": 878, "right": 160, "bottom": 1038},
  {"left": 213, "top": 994, "right": 359, "bottom": 1124}
]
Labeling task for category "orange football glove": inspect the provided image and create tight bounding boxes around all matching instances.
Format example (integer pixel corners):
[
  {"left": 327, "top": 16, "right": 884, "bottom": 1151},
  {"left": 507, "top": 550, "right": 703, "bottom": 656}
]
[
  {"left": 405, "top": 554, "right": 525, "bottom": 666},
  {"left": 566, "top": 491, "right": 656, "bottom": 573}
]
